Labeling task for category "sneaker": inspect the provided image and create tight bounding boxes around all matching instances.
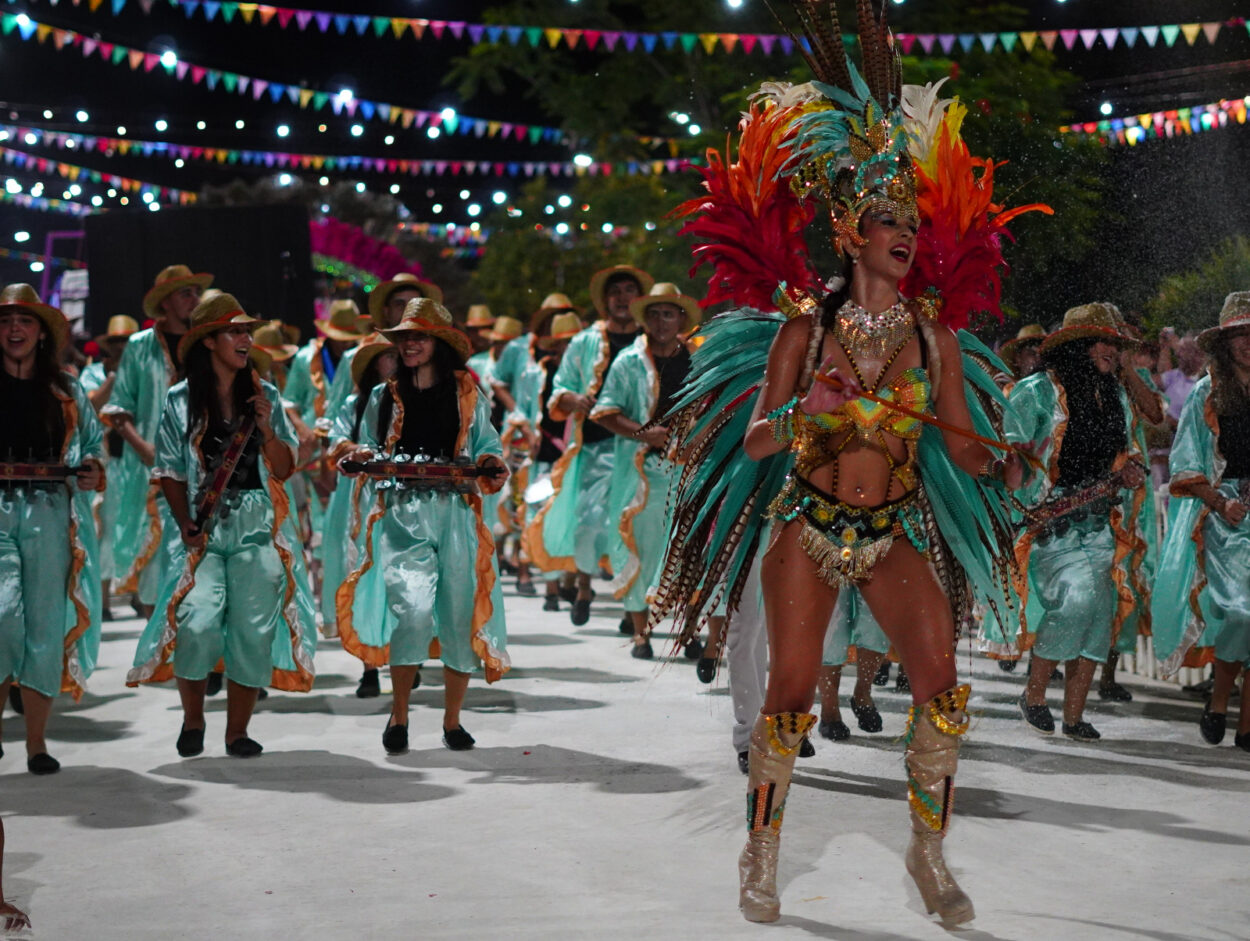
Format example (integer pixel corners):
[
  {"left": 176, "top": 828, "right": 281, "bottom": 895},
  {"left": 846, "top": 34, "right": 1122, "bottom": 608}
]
[
  {"left": 1062, "top": 721, "right": 1101, "bottom": 742},
  {"left": 1199, "top": 701, "right": 1226, "bottom": 745},
  {"left": 1097, "top": 682, "right": 1133, "bottom": 702},
  {"left": 1019, "top": 693, "right": 1055, "bottom": 735},
  {"left": 818, "top": 718, "right": 850, "bottom": 741}
]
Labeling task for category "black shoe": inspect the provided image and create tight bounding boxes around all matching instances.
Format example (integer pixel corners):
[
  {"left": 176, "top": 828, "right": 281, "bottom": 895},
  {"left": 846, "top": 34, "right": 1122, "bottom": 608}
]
[
  {"left": 356, "top": 668, "right": 381, "bottom": 699},
  {"left": 8, "top": 685, "right": 23, "bottom": 715},
  {"left": 1062, "top": 721, "right": 1101, "bottom": 742},
  {"left": 101, "top": 606, "right": 114, "bottom": 622},
  {"left": 1234, "top": 732, "right": 1250, "bottom": 752},
  {"left": 256, "top": 687, "right": 268, "bottom": 701},
  {"left": 895, "top": 666, "right": 910, "bottom": 693},
  {"left": 27, "top": 752, "right": 60, "bottom": 775},
  {"left": 849, "top": 696, "right": 883, "bottom": 733},
  {"left": 543, "top": 595, "right": 560, "bottom": 612},
  {"left": 683, "top": 637, "right": 704, "bottom": 661},
  {"left": 997, "top": 659, "right": 1019, "bottom": 673},
  {"left": 1183, "top": 676, "right": 1214, "bottom": 698},
  {"left": 1019, "top": 694, "right": 1055, "bottom": 735},
  {"left": 558, "top": 584, "right": 578, "bottom": 604},
  {"left": 630, "top": 640, "right": 654, "bottom": 660},
  {"left": 570, "top": 599, "right": 591, "bottom": 626},
  {"left": 176, "top": 724, "right": 205, "bottom": 758},
  {"left": 516, "top": 579, "right": 537, "bottom": 597},
  {"left": 1050, "top": 666, "right": 1064, "bottom": 682},
  {"left": 382, "top": 721, "right": 408, "bottom": 755},
  {"left": 819, "top": 718, "right": 850, "bottom": 741},
  {"left": 696, "top": 658, "right": 717, "bottom": 684},
  {"left": 1098, "top": 682, "right": 1133, "bottom": 702},
  {"left": 226, "top": 736, "right": 264, "bottom": 758},
  {"left": 205, "top": 672, "right": 223, "bottom": 697},
  {"left": 411, "top": 668, "right": 422, "bottom": 691},
  {"left": 618, "top": 616, "right": 633, "bottom": 635},
  {"left": 498, "top": 557, "right": 518, "bottom": 576},
  {"left": 443, "top": 725, "right": 475, "bottom": 750},
  {"left": 737, "top": 750, "right": 749, "bottom": 774},
  {"left": 873, "top": 662, "right": 890, "bottom": 686},
  {"left": 799, "top": 737, "right": 815, "bottom": 759},
  {"left": 1199, "top": 701, "right": 1227, "bottom": 745}
]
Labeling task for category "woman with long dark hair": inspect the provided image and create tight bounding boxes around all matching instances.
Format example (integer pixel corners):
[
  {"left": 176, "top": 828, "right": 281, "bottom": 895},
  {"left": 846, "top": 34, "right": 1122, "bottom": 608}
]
[
  {"left": 0, "top": 284, "right": 105, "bottom": 774},
  {"left": 127, "top": 292, "right": 317, "bottom": 758},
  {"left": 1154, "top": 292, "right": 1250, "bottom": 750},
  {"left": 337, "top": 298, "right": 510, "bottom": 752}
]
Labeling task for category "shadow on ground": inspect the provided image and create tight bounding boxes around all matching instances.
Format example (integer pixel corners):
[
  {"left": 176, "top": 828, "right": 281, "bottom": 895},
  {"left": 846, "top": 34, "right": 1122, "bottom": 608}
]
[{"left": 0, "top": 765, "right": 194, "bottom": 828}]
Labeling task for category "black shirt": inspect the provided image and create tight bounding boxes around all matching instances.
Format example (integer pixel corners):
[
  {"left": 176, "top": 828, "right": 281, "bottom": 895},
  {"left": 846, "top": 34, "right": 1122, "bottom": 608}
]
[
  {"left": 396, "top": 377, "right": 461, "bottom": 459},
  {"left": 0, "top": 371, "right": 63, "bottom": 461},
  {"left": 160, "top": 331, "right": 184, "bottom": 378},
  {"left": 652, "top": 346, "right": 692, "bottom": 421},
  {"left": 200, "top": 416, "right": 263, "bottom": 491},
  {"left": 537, "top": 361, "right": 565, "bottom": 464},
  {"left": 582, "top": 328, "right": 639, "bottom": 445},
  {"left": 1219, "top": 408, "right": 1250, "bottom": 479}
]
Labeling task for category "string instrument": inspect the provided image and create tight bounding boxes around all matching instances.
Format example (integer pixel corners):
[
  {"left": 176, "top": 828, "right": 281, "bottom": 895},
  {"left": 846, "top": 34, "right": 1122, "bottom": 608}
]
[
  {"left": 0, "top": 460, "right": 86, "bottom": 483},
  {"left": 1023, "top": 460, "right": 1146, "bottom": 541},
  {"left": 340, "top": 454, "right": 505, "bottom": 494},
  {"left": 190, "top": 417, "right": 257, "bottom": 535}
]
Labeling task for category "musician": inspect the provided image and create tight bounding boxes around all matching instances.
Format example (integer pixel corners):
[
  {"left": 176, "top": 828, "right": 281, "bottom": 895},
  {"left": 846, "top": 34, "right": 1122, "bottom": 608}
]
[
  {"left": 0, "top": 284, "right": 106, "bottom": 775},
  {"left": 512, "top": 311, "right": 583, "bottom": 611},
  {"left": 590, "top": 284, "right": 699, "bottom": 658},
  {"left": 1006, "top": 303, "right": 1149, "bottom": 742},
  {"left": 79, "top": 315, "right": 138, "bottom": 622},
  {"left": 321, "top": 332, "right": 398, "bottom": 697},
  {"left": 102, "top": 264, "right": 211, "bottom": 618},
  {"left": 1153, "top": 292, "right": 1250, "bottom": 751},
  {"left": 336, "top": 298, "right": 510, "bottom": 753},
  {"left": 528, "top": 269, "right": 654, "bottom": 626},
  {"left": 126, "top": 292, "right": 317, "bottom": 759}
]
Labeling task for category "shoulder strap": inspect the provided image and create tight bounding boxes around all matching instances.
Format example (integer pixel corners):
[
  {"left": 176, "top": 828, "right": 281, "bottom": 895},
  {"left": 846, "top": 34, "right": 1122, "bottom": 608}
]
[{"left": 797, "top": 313, "right": 825, "bottom": 395}]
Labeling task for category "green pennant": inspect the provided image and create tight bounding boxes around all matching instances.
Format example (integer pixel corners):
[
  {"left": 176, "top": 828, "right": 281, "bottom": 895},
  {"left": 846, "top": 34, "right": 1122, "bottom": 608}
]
[
  {"left": 372, "top": 17, "right": 389, "bottom": 38},
  {"left": 312, "top": 91, "right": 329, "bottom": 110},
  {"left": 1160, "top": 24, "right": 1180, "bottom": 46},
  {"left": 999, "top": 32, "right": 1018, "bottom": 52},
  {"left": 111, "top": 46, "right": 126, "bottom": 64},
  {"left": 222, "top": 72, "right": 238, "bottom": 92},
  {"left": 528, "top": 126, "right": 542, "bottom": 144},
  {"left": 679, "top": 33, "right": 698, "bottom": 53},
  {"left": 227, "top": 152, "right": 239, "bottom": 164},
  {"left": 325, "top": 158, "right": 337, "bottom": 170},
  {"left": 221, "top": 3, "right": 237, "bottom": 23},
  {"left": 525, "top": 26, "right": 542, "bottom": 47},
  {"left": 1, "top": 15, "right": 16, "bottom": 36}
]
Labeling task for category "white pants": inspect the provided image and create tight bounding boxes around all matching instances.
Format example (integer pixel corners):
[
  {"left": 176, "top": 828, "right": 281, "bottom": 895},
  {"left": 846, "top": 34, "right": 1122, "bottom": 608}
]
[{"left": 726, "top": 557, "right": 768, "bottom": 754}]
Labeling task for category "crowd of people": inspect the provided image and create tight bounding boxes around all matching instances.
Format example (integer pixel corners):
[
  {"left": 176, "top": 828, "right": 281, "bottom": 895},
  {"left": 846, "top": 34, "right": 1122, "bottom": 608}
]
[{"left": 2, "top": 7, "right": 1248, "bottom": 936}]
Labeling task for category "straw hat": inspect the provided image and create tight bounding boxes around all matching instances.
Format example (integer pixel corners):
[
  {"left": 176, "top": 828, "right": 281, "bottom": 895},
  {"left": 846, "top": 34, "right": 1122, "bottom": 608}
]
[
  {"left": 588, "top": 264, "right": 655, "bottom": 317},
  {"left": 350, "top": 332, "right": 400, "bottom": 387},
  {"left": 142, "top": 264, "right": 214, "bottom": 320},
  {"left": 465, "top": 304, "right": 495, "bottom": 329},
  {"left": 317, "top": 299, "right": 367, "bottom": 343},
  {"left": 999, "top": 323, "right": 1045, "bottom": 372},
  {"left": 0, "top": 283, "right": 69, "bottom": 352},
  {"left": 629, "top": 282, "right": 702, "bottom": 333},
  {"left": 381, "top": 297, "right": 472, "bottom": 363},
  {"left": 367, "top": 272, "right": 443, "bottom": 328},
  {"left": 251, "top": 320, "right": 300, "bottom": 362},
  {"left": 177, "top": 292, "right": 261, "bottom": 362},
  {"left": 536, "top": 311, "right": 583, "bottom": 351},
  {"left": 1039, "top": 302, "right": 1134, "bottom": 355},
  {"left": 93, "top": 314, "right": 140, "bottom": 348},
  {"left": 487, "top": 315, "right": 524, "bottom": 343},
  {"left": 1198, "top": 291, "right": 1250, "bottom": 353},
  {"left": 530, "top": 292, "right": 580, "bottom": 333}
]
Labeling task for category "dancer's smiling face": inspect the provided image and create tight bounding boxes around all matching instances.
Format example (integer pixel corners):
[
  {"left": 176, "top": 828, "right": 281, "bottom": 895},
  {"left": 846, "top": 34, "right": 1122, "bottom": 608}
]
[{"left": 852, "top": 210, "right": 918, "bottom": 282}]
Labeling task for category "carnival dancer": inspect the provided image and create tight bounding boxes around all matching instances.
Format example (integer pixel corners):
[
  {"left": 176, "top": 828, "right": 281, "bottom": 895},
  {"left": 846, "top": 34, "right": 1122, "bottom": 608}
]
[
  {"left": 589, "top": 283, "right": 699, "bottom": 658},
  {"left": 0, "top": 284, "right": 105, "bottom": 774},
  {"left": 646, "top": 4, "right": 1047, "bottom": 924},
  {"left": 512, "top": 312, "right": 582, "bottom": 611},
  {"left": 321, "top": 332, "right": 398, "bottom": 697},
  {"left": 1006, "top": 303, "right": 1149, "bottom": 742},
  {"left": 527, "top": 270, "right": 654, "bottom": 625},
  {"left": 1153, "top": 291, "right": 1250, "bottom": 751},
  {"left": 336, "top": 298, "right": 509, "bottom": 752},
  {"left": 103, "top": 264, "right": 211, "bottom": 617},
  {"left": 464, "top": 303, "right": 497, "bottom": 359},
  {"left": 126, "top": 292, "right": 317, "bottom": 758},
  {"left": 474, "top": 314, "right": 524, "bottom": 416},
  {"left": 79, "top": 315, "right": 138, "bottom": 621}
]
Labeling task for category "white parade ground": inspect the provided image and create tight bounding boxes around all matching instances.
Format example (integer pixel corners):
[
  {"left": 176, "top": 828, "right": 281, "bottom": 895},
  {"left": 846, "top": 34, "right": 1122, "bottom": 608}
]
[{"left": 2, "top": 582, "right": 1247, "bottom": 940}]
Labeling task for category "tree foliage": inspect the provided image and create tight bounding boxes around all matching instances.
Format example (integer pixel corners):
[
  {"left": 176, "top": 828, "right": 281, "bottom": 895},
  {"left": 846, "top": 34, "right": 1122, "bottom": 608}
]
[{"left": 1145, "top": 236, "right": 1250, "bottom": 336}]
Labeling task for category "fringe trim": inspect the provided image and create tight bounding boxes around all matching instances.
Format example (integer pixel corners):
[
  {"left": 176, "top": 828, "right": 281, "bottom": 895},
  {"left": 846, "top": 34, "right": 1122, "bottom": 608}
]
[{"left": 798, "top": 520, "right": 893, "bottom": 588}]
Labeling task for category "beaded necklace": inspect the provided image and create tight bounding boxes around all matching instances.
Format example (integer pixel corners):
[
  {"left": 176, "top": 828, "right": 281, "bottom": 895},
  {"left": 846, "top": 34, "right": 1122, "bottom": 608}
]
[{"left": 831, "top": 298, "right": 914, "bottom": 360}]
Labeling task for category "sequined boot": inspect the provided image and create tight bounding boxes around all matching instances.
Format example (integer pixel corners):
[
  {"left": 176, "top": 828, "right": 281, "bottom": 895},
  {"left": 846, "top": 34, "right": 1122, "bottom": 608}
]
[
  {"left": 903, "top": 684, "right": 975, "bottom": 927},
  {"left": 739, "top": 711, "right": 817, "bottom": 922}
]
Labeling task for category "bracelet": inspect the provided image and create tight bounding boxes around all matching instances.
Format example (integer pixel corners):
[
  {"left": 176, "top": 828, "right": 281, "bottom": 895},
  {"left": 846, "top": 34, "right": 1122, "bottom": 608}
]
[
  {"left": 978, "top": 455, "right": 1007, "bottom": 482},
  {"left": 765, "top": 397, "right": 798, "bottom": 444}
]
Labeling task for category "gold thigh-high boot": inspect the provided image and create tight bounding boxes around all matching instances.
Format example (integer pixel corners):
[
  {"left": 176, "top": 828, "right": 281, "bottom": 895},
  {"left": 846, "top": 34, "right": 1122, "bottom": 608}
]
[
  {"left": 903, "top": 684, "right": 975, "bottom": 927},
  {"left": 739, "top": 711, "right": 817, "bottom": 923}
]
